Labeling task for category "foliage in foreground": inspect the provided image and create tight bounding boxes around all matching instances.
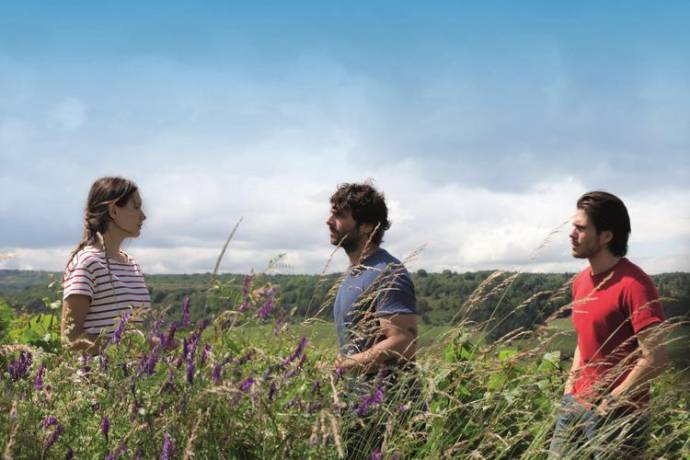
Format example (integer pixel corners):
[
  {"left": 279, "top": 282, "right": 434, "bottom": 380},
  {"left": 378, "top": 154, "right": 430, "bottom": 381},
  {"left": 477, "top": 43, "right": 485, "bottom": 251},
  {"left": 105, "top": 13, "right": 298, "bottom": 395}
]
[{"left": 0, "top": 274, "right": 688, "bottom": 460}]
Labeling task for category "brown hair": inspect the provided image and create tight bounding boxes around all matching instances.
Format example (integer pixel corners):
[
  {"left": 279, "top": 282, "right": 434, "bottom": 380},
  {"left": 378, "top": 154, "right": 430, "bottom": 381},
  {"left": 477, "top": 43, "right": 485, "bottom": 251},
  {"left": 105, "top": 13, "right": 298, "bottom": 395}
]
[
  {"left": 68, "top": 177, "right": 139, "bottom": 264},
  {"left": 577, "top": 191, "right": 631, "bottom": 257},
  {"left": 330, "top": 181, "right": 391, "bottom": 245}
]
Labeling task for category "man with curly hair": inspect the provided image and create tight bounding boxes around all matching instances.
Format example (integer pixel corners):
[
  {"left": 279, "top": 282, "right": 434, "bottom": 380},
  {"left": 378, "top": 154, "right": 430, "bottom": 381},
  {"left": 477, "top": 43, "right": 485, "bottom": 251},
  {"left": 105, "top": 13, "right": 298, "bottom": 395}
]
[{"left": 326, "top": 181, "right": 419, "bottom": 458}]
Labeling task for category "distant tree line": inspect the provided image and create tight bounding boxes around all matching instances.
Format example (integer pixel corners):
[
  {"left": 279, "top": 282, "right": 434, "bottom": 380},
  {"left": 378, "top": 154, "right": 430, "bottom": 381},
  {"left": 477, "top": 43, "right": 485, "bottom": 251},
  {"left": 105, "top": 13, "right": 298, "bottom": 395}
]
[{"left": 1, "top": 269, "right": 688, "bottom": 341}]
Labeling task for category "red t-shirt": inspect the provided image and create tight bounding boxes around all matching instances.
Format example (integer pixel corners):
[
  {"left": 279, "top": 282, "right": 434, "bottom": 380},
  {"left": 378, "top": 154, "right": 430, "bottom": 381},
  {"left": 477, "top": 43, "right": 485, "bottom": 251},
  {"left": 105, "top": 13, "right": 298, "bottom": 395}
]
[{"left": 571, "top": 258, "right": 665, "bottom": 403}]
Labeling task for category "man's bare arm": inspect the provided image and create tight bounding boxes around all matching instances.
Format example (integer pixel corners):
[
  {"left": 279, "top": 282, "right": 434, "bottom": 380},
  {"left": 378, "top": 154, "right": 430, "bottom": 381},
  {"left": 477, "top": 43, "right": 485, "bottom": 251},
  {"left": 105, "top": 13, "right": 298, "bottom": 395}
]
[
  {"left": 598, "top": 324, "right": 667, "bottom": 412},
  {"left": 336, "top": 314, "right": 417, "bottom": 373},
  {"left": 564, "top": 344, "right": 582, "bottom": 395}
]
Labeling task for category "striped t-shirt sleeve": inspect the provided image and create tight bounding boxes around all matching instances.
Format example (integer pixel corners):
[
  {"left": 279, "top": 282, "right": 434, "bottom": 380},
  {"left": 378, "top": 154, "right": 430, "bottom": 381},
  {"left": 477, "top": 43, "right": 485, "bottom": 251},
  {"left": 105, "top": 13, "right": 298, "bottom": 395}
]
[{"left": 63, "top": 255, "right": 96, "bottom": 299}]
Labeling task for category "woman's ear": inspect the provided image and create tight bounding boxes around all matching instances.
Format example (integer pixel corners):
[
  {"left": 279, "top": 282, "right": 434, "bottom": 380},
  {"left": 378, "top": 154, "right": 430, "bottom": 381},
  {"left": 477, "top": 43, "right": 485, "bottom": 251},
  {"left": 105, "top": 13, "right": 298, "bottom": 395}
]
[{"left": 107, "top": 202, "right": 118, "bottom": 220}]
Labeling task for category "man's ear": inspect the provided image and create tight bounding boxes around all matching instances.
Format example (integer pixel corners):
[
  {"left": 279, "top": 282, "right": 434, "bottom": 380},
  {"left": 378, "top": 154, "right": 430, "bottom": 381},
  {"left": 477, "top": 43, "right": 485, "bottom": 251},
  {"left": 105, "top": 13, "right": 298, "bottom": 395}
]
[
  {"left": 599, "top": 230, "right": 613, "bottom": 246},
  {"left": 359, "top": 222, "right": 375, "bottom": 237}
]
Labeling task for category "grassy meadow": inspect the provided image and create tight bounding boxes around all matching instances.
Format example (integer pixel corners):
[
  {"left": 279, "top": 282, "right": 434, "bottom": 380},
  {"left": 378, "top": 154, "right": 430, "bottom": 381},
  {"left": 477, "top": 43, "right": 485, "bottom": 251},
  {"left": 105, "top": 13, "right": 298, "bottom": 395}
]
[{"left": 0, "top": 267, "right": 688, "bottom": 459}]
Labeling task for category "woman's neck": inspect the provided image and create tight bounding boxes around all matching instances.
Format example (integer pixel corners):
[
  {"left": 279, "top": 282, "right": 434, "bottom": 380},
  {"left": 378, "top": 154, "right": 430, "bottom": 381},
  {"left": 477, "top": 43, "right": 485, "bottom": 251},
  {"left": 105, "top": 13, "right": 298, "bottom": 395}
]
[{"left": 101, "top": 232, "right": 125, "bottom": 261}]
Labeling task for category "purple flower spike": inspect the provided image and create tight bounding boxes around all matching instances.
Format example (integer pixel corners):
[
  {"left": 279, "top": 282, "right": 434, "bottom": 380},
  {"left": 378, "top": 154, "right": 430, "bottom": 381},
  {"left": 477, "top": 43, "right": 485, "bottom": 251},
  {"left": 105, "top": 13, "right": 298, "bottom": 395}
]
[
  {"left": 200, "top": 344, "right": 211, "bottom": 366},
  {"left": 8, "top": 351, "right": 33, "bottom": 381},
  {"left": 212, "top": 363, "right": 222, "bottom": 385},
  {"left": 268, "top": 381, "right": 277, "bottom": 401},
  {"left": 282, "top": 336, "right": 308, "bottom": 365},
  {"left": 111, "top": 311, "right": 132, "bottom": 345},
  {"left": 100, "top": 416, "right": 110, "bottom": 440},
  {"left": 42, "top": 416, "right": 58, "bottom": 429},
  {"left": 182, "top": 295, "right": 191, "bottom": 327},
  {"left": 160, "top": 433, "right": 174, "bottom": 460},
  {"left": 182, "top": 338, "right": 189, "bottom": 360},
  {"left": 186, "top": 361, "right": 195, "bottom": 384},
  {"left": 370, "top": 447, "right": 382, "bottom": 460},
  {"left": 356, "top": 386, "right": 384, "bottom": 417},
  {"left": 41, "top": 416, "right": 63, "bottom": 452},
  {"left": 105, "top": 444, "right": 128, "bottom": 460},
  {"left": 163, "top": 322, "right": 179, "bottom": 350},
  {"left": 242, "top": 273, "right": 254, "bottom": 297},
  {"left": 34, "top": 362, "right": 45, "bottom": 390},
  {"left": 256, "top": 298, "right": 274, "bottom": 319},
  {"left": 239, "top": 377, "right": 255, "bottom": 392},
  {"left": 285, "top": 353, "right": 307, "bottom": 379}
]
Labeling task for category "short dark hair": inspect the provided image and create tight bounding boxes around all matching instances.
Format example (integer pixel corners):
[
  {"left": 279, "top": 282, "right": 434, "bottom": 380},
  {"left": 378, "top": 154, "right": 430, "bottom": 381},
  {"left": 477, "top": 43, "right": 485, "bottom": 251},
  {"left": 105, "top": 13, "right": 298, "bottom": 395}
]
[
  {"left": 577, "top": 191, "right": 631, "bottom": 257},
  {"left": 330, "top": 181, "right": 391, "bottom": 245}
]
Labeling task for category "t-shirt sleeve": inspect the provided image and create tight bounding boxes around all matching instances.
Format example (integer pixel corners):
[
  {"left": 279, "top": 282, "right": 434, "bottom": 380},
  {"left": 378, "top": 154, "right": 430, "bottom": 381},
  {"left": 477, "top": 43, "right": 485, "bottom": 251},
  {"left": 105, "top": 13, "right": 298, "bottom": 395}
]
[
  {"left": 374, "top": 267, "right": 417, "bottom": 316},
  {"left": 62, "top": 255, "right": 96, "bottom": 300},
  {"left": 625, "top": 275, "right": 665, "bottom": 333}
]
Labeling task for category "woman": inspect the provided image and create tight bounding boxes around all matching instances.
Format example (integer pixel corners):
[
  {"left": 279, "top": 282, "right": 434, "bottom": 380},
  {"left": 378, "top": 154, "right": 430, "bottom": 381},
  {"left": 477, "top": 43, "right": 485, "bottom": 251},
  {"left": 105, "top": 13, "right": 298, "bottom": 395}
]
[{"left": 61, "top": 177, "right": 150, "bottom": 350}]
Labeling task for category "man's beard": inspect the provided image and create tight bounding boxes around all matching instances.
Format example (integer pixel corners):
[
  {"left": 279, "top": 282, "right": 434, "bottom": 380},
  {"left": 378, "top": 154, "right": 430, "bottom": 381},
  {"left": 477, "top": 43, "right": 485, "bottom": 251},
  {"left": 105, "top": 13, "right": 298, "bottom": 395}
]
[
  {"left": 332, "top": 227, "right": 363, "bottom": 253},
  {"left": 571, "top": 240, "right": 603, "bottom": 259}
]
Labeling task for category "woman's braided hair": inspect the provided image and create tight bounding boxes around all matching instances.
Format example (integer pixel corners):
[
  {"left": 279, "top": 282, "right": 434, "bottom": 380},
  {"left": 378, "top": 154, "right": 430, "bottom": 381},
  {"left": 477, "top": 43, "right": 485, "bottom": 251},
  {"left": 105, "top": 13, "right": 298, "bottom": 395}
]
[{"left": 68, "top": 177, "right": 139, "bottom": 268}]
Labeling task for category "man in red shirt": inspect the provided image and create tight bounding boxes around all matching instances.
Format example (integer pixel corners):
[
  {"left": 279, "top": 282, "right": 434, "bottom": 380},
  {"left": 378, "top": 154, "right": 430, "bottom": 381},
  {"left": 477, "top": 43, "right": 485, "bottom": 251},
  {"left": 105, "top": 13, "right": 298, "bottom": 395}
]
[{"left": 549, "top": 191, "right": 667, "bottom": 458}]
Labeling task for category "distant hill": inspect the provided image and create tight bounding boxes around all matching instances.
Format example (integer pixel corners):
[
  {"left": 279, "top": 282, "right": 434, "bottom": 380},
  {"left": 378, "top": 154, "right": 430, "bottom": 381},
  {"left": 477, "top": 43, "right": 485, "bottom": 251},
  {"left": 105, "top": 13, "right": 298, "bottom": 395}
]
[{"left": 2, "top": 269, "right": 688, "bottom": 340}]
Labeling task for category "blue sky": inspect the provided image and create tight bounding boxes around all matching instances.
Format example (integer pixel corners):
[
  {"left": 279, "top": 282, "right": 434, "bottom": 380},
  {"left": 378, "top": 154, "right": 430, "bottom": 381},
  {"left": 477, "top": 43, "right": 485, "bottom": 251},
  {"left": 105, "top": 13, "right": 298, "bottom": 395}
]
[{"left": 1, "top": 2, "right": 689, "bottom": 274}]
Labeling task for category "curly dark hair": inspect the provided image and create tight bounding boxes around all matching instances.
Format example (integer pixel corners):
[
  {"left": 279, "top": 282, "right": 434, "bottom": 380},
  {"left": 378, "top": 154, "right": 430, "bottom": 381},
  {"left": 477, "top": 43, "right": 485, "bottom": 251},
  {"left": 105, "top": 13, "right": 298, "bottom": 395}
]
[
  {"left": 577, "top": 191, "right": 631, "bottom": 257},
  {"left": 330, "top": 181, "right": 391, "bottom": 245}
]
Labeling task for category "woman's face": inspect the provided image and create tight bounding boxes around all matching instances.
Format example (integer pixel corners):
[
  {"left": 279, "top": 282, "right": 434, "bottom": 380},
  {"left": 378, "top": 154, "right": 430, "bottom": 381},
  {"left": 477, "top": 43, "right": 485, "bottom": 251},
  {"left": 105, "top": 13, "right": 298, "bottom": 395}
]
[{"left": 110, "top": 191, "right": 146, "bottom": 237}]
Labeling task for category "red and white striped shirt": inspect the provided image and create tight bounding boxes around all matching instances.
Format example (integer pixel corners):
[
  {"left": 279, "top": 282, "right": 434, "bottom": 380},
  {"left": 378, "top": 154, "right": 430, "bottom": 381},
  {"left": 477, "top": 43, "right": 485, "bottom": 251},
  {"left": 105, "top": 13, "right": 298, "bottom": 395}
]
[{"left": 62, "top": 246, "right": 150, "bottom": 336}]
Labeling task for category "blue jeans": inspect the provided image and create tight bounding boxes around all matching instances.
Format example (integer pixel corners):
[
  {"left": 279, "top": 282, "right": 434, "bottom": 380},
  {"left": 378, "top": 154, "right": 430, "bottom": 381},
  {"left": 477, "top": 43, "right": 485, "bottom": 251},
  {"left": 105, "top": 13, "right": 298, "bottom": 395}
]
[{"left": 548, "top": 394, "right": 649, "bottom": 459}]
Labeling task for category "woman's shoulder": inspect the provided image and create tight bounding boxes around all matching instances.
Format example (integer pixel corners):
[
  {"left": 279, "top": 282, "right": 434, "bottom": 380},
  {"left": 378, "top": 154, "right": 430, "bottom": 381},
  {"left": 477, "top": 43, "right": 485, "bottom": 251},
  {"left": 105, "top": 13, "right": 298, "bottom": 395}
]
[{"left": 66, "top": 246, "right": 106, "bottom": 270}]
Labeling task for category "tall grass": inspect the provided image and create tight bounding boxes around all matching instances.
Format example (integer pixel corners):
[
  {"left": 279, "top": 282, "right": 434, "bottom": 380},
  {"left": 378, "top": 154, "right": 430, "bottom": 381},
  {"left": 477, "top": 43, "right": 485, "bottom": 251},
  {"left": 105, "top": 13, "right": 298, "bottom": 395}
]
[{"left": 0, "top": 247, "right": 688, "bottom": 459}]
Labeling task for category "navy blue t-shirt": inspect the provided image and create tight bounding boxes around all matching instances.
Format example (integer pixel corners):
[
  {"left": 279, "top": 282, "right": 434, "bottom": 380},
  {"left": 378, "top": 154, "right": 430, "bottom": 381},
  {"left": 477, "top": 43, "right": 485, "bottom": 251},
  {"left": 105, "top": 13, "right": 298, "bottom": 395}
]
[{"left": 333, "top": 248, "right": 417, "bottom": 356}]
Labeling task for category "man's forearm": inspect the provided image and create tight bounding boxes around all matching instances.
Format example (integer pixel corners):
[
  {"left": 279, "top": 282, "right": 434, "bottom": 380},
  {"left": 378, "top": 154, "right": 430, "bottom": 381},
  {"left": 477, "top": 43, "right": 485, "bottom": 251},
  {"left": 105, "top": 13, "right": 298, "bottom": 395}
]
[
  {"left": 564, "top": 346, "right": 581, "bottom": 394},
  {"left": 608, "top": 352, "right": 667, "bottom": 400},
  {"left": 339, "top": 335, "right": 414, "bottom": 373}
]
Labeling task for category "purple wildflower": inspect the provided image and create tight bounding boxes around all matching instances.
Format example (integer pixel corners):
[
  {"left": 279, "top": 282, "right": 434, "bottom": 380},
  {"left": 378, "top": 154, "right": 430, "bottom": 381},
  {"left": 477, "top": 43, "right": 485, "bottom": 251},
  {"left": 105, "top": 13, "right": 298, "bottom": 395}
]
[
  {"left": 238, "top": 300, "right": 251, "bottom": 313},
  {"left": 144, "top": 345, "right": 161, "bottom": 375},
  {"left": 34, "top": 362, "right": 45, "bottom": 390},
  {"left": 285, "top": 353, "right": 307, "bottom": 378},
  {"left": 100, "top": 416, "right": 110, "bottom": 440},
  {"left": 212, "top": 363, "right": 222, "bottom": 385},
  {"left": 182, "top": 338, "right": 190, "bottom": 360},
  {"left": 42, "top": 416, "right": 58, "bottom": 429},
  {"left": 335, "top": 366, "right": 345, "bottom": 382},
  {"left": 200, "top": 344, "right": 211, "bottom": 366},
  {"left": 110, "top": 311, "right": 132, "bottom": 345},
  {"left": 239, "top": 377, "right": 255, "bottom": 392},
  {"left": 8, "top": 351, "right": 33, "bottom": 381},
  {"left": 370, "top": 447, "right": 382, "bottom": 460},
  {"left": 356, "top": 386, "right": 384, "bottom": 416},
  {"left": 282, "top": 336, "right": 308, "bottom": 365},
  {"left": 163, "top": 322, "right": 179, "bottom": 350},
  {"left": 188, "top": 331, "right": 201, "bottom": 359},
  {"left": 181, "top": 295, "right": 191, "bottom": 327},
  {"left": 160, "top": 433, "right": 174, "bottom": 460},
  {"left": 268, "top": 381, "right": 277, "bottom": 401},
  {"left": 41, "top": 416, "right": 63, "bottom": 452},
  {"left": 256, "top": 298, "right": 274, "bottom": 319},
  {"left": 105, "top": 444, "right": 128, "bottom": 460},
  {"left": 241, "top": 273, "right": 254, "bottom": 297},
  {"left": 186, "top": 361, "right": 195, "bottom": 384},
  {"left": 150, "top": 319, "right": 164, "bottom": 339}
]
